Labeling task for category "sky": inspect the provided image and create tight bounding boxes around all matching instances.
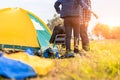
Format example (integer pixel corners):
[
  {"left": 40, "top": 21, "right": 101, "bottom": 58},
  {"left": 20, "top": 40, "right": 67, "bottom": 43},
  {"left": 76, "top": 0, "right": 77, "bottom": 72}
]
[{"left": 0, "top": 0, "right": 120, "bottom": 31}]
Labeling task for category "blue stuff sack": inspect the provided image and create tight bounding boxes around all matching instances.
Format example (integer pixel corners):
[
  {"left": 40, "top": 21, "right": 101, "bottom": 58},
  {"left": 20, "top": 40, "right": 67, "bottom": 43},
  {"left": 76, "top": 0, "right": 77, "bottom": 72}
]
[
  {"left": 0, "top": 52, "right": 36, "bottom": 79},
  {"left": 43, "top": 47, "right": 60, "bottom": 58}
]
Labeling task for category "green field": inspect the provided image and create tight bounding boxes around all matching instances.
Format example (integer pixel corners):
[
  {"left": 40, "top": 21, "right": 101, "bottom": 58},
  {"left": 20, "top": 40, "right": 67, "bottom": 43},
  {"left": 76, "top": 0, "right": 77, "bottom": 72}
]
[{"left": 39, "top": 39, "right": 120, "bottom": 80}]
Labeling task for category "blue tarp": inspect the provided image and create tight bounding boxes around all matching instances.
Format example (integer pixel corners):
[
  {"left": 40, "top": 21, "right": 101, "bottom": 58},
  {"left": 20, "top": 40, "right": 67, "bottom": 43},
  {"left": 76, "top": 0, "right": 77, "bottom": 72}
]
[{"left": 0, "top": 53, "right": 36, "bottom": 79}]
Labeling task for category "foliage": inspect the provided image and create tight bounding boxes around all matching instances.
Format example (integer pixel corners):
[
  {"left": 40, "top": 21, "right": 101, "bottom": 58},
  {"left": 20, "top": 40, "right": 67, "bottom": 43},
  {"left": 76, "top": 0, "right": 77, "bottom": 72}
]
[
  {"left": 111, "top": 27, "right": 120, "bottom": 39},
  {"left": 93, "top": 23, "right": 120, "bottom": 39},
  {"left": 93, "top": 23, "right": 111, "bottom": 39},
  {"left": 47, "top": 14, "right": 63, "bottom": 31}
]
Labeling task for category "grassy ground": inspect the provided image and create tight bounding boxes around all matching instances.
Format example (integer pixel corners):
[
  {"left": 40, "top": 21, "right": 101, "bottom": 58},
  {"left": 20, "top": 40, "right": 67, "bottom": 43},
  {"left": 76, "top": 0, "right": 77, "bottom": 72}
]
[
  {"left": 1, "top": 39, "right": 120, "bottom": 80},
  {"left": 37, "top": 39, "right": 120, "bottom": 80}
]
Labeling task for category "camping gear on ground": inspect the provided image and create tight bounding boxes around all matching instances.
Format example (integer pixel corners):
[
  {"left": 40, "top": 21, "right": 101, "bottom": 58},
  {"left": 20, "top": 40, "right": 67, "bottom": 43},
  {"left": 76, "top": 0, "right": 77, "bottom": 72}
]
[
  {"left": 1, "top": 49, "right": 21, "bottom": 54},
  {"left": 0, "top": 52, "right": 36, "bottom": 79},
  {"left": 4, "top": 52, "right": 54, "bottom": 76},
  {"left": 34, "top": 49, "right": 43, "bottom": 57},
  {"left": 0, "top": 7, "right": 54, "bottom": 79},
  {"left": 25, "top": 48, "right": 34, "bottom": 55},
  {"left": 43, "top": 47, "right": 60, "bottom": 58},
  {"left": 60, "top": 53, "right": 75, "bottom": 59},
  {"left": 43, "top": 47, "right": 75, "bottom": 59}
]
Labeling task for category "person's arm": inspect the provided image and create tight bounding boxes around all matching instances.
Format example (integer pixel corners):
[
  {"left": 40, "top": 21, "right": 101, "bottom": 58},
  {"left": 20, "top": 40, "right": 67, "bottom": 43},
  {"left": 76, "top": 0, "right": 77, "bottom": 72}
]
[
  {"left": 79, "top": 0, "right": 98, "bottom": 19},
  {"left": 78, "top": 0, "right": 89, "bottom": 9},
  {"left": 54, "top": 0, "right": 61, "bottom": 14}
]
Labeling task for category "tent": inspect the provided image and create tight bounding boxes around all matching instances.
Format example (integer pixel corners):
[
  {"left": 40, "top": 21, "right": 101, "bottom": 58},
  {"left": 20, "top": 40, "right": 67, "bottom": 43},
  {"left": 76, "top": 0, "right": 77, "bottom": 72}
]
[
  {"left": 0, "top": 8, "right": 54, "bottom": 78},
  {"left": 0, "top": 8, "right": 51, "bottom": 51}
]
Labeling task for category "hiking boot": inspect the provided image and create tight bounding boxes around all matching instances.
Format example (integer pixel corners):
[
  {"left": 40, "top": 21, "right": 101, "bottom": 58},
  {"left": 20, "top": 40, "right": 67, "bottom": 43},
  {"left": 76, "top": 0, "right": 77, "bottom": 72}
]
[
  {"left": 79, "top": 49, "right": 87, "bottom": 56},
  {"left": 60, "top": 53, "right": 74, "bottom": 59},
  {"left": 74, "top": 44, "right": 79, "bottom": 53},
  {"left": 83, "top": 47, "right": 90, "bottom": 51},
  {"left": 83, "top": 44, "right": 90, "bottom": 51},
  {"left": 74, "top": 48, "right": 79, "bottom": 53},
  {"left": 60, "top": 51, "right": 74, "bottom": 59}
]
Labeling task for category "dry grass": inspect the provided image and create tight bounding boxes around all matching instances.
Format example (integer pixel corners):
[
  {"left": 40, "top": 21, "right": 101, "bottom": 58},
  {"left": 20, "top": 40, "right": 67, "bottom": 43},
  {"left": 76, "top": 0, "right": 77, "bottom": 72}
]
[
  {"left": 1, "top": 39, "right": 120, "bottom": 80},
  {"left": 30, "top": 39, "right": 120, "bottom": 80}
]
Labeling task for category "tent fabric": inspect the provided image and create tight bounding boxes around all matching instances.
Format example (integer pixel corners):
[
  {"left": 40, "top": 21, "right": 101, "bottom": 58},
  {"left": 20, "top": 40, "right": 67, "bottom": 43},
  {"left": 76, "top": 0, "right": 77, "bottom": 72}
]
[
  {"left": 27, "top": 12, "right": 51, "bottom": 50},
  {"left": 0, "top": 8, "right": 39, "bottom": 48},
  {"left": 27, "top": 12, "right": 51, "bottom": 35},
  {"left": 0, "top": 8, "right": 52, "bottom": 51},
  {"left": 0, "top": 53, "right": 36, "bottom": 79},
  {"left": 4, "top": 52, "right": 54, "bottom": 76},
  {"left": 0, "top": 7, "right": 53, "bottom": 79}
]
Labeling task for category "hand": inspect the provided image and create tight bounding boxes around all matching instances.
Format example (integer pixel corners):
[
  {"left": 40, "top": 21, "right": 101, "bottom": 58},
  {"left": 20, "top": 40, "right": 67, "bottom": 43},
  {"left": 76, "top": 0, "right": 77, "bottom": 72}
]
[
  {"left": 89, "top": 10, "right": 98, "bottom": 19},
  {"left": 92, "top": 12, "right": 98, "bottom": 19}
]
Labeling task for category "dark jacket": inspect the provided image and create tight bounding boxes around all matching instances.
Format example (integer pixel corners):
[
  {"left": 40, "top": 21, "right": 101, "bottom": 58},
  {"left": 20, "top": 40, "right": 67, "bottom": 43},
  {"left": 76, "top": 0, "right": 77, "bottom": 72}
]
[{"left": 54, "top": 0, "right": 89, "bottom": 18}]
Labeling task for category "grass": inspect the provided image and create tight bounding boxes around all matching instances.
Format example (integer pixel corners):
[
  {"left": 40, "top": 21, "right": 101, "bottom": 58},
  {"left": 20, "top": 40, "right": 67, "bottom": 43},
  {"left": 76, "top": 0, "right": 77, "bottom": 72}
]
[
  {"left": 38, "top": 39, "right": 120, "bottom": 80},
  {"left": 1, "top": 39, "right": 120, "bottom": 80}
]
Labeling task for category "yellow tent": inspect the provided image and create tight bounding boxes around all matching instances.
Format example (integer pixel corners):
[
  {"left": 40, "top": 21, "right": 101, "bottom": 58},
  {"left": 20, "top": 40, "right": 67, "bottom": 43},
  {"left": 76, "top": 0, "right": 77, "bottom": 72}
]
[
  {"left": 0, "top": 8, "right": 54, "bottom": 76},
  {"left": 0, "top": 8, "right": 51, "bottom": 51}
]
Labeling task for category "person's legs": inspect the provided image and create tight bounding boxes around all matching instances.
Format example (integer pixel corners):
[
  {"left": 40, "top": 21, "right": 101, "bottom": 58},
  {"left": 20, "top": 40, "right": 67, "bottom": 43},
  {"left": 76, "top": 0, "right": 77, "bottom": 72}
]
[
  {"left": 80, "top": 22, "right": 90, "bottom": 51},
  {"left": 64, "top": 17, "right": 80, "bottom": 53},
  {"left": 70, "top": 17, "right": 80, "bottom": 53},
  {"left": 64, "top": 18, "right": 72, "bottom": 52},
  {"left": 73, "top": 30, "right": 79, "bottom": 52}
]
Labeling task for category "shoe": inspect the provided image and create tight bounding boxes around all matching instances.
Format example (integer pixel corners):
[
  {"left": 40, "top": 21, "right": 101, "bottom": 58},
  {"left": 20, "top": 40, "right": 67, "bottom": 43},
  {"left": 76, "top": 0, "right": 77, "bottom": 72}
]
[
  {"left": 79, "top": 49, "right": 87, "bottom": 56},
  {"left": 74, "top": 48, "right": 79, "bottom": 53},
  {"left": 83, "top": 47, "right": 90, "bottom": 51},
  {"left": 83, "top": 44, "right": 90, "bottom": 51},
  {"left": 60, "top": 53, "right": 74, "bottom": 59},
  {"left": 60, "top": 51, "right": 74, "bottom": 59}
]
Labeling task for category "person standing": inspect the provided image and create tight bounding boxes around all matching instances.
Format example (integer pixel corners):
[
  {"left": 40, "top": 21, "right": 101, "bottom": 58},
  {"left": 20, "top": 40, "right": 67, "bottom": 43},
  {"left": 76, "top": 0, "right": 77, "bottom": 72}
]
[
  {"left": 54, "top": 0, "right": 94, "bottom": 53},
  {"left": 79, "top": 0, "right": 98, "bottom": 51},
  {"left": 79, "top": 0, "right": 91, "bottom": 51}
]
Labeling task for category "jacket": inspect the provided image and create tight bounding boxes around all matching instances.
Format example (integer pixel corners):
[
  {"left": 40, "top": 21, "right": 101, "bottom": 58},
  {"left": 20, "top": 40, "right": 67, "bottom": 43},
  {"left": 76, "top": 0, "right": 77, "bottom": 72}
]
[{"left": 54, "top": 0, "right": 89, "bottom": 18}]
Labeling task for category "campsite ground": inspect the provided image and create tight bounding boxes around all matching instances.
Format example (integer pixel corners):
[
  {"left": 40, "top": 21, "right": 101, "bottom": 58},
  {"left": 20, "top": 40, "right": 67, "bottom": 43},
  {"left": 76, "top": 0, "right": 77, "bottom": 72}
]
[
  {"left": 33, "top": 39, "right": 120, "bottom": 80},
  {"left": 0, "top": 39, "right": 120, "bottom": 80}
]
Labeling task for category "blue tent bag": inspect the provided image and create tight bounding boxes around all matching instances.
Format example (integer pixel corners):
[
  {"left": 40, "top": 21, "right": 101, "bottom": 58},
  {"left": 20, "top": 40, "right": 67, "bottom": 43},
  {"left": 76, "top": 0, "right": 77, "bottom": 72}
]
[
  {"left": 25, "top": 48, "right": 34, "bottom": 55},
  {"left": 0, "top": 52, "right": 36, "bottom": 79},
  {"left": 43, "top": 47, "right": 60, "bottom": 58}
]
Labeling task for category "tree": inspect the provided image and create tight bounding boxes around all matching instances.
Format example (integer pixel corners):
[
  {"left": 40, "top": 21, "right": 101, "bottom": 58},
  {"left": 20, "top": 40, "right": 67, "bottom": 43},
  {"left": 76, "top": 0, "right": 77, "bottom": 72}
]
[
  {"left": 93, "top": 23, "right": 120, "bottom": 39},
  {"left": 111, "top": 27, "right": 120, "bottom": 39},
  {"left": 93, "top": 23, "right": 111, "bottom": 39},
  {"left": 47, "top": 14, "right": 63, "bottom": 31}
]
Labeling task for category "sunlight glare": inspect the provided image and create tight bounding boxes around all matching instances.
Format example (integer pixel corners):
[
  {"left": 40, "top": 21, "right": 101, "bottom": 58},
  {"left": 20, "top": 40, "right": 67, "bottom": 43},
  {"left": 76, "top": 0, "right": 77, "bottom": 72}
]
[{"left": 101, "top": 19, "right": 120, "bottom": 28}]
